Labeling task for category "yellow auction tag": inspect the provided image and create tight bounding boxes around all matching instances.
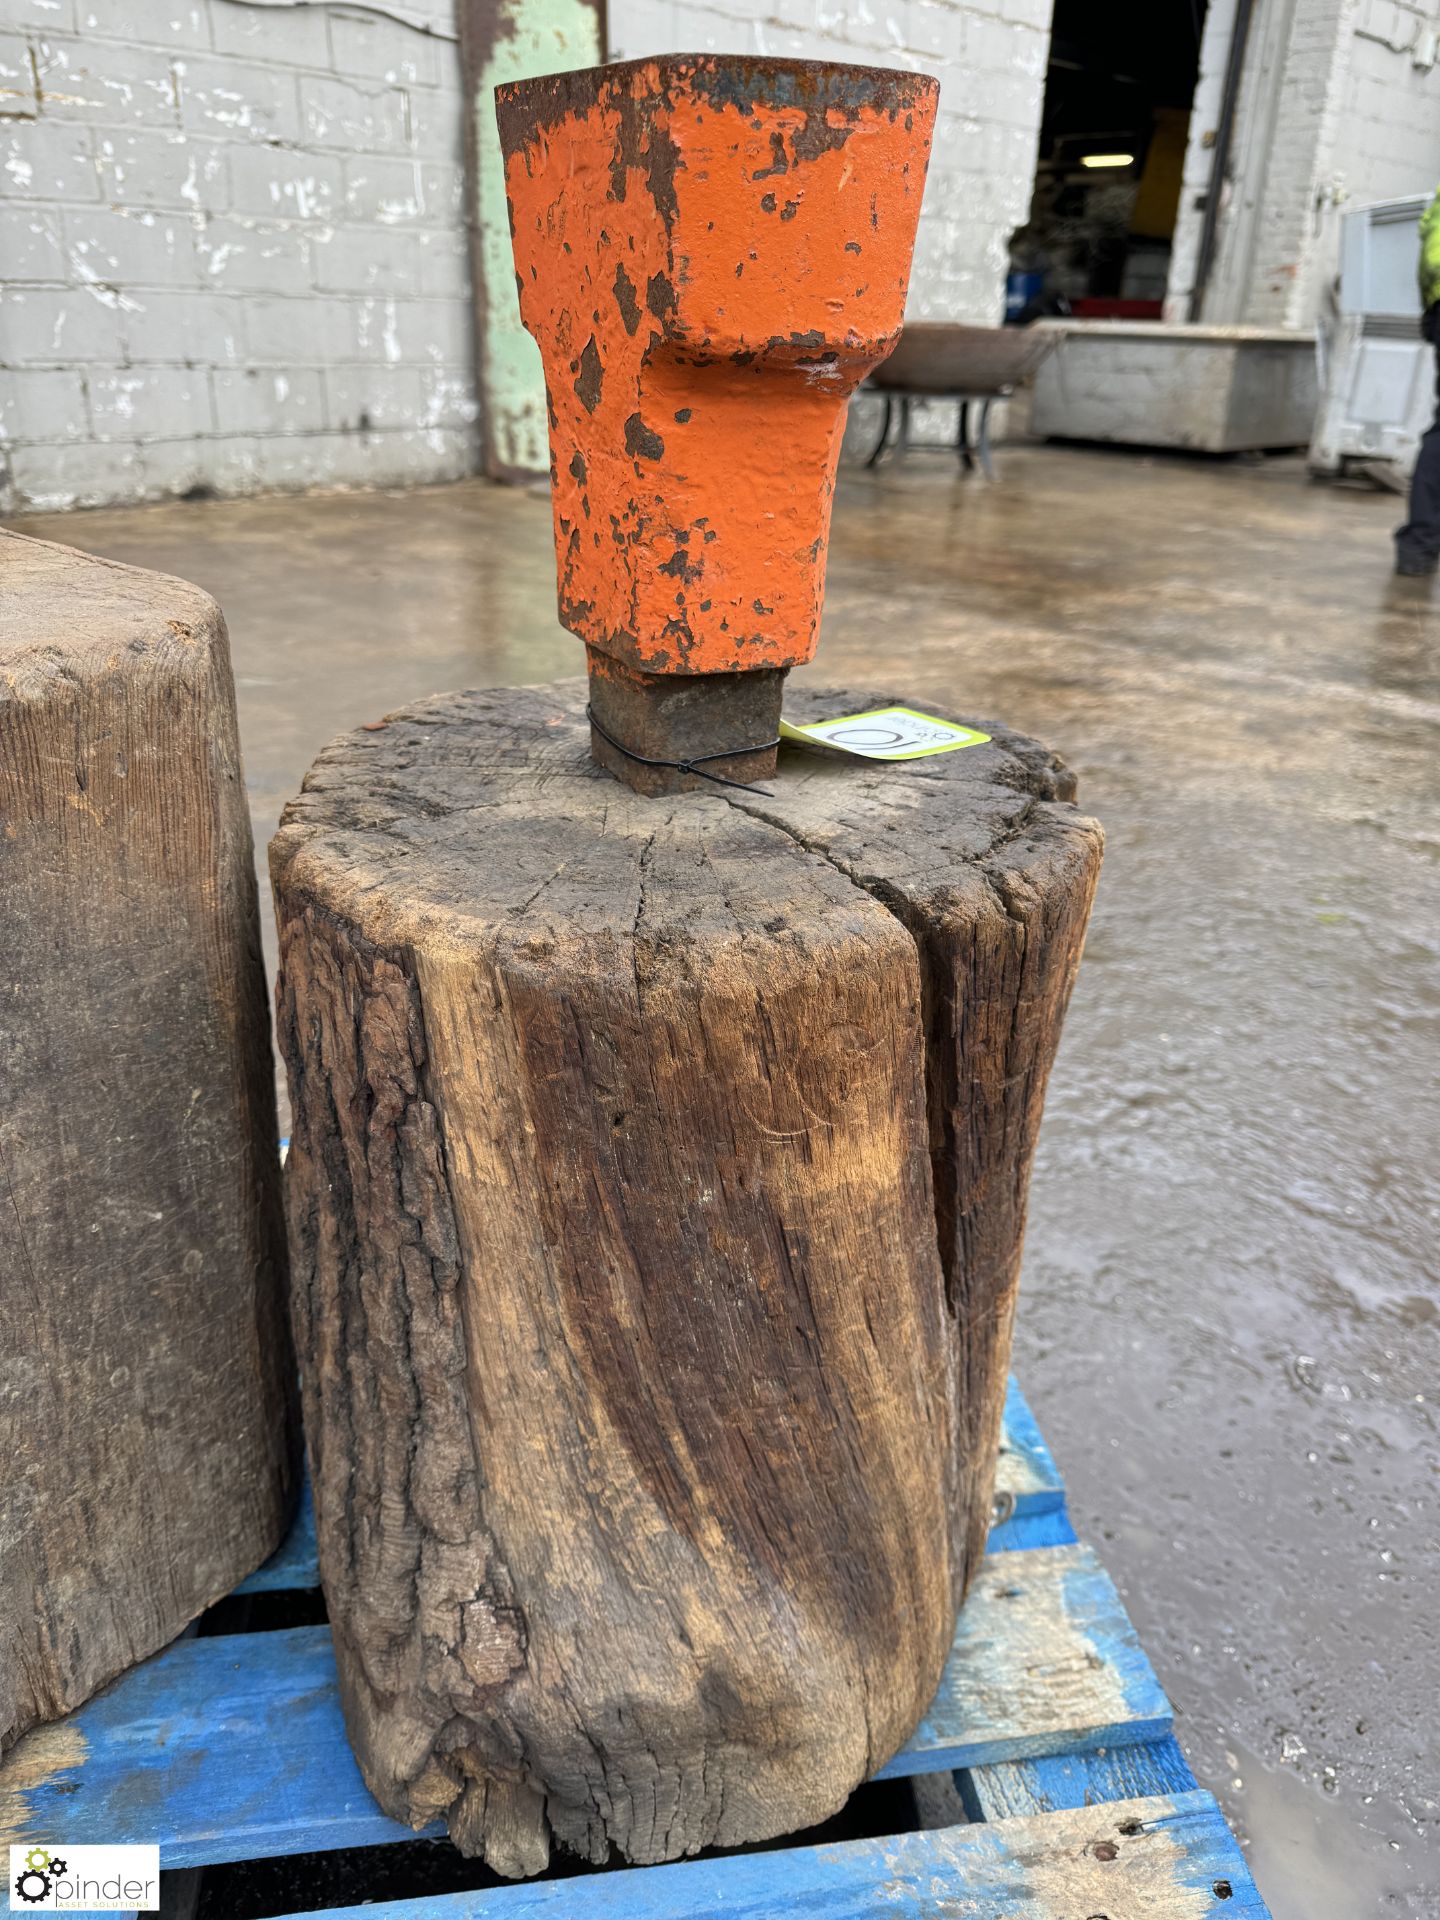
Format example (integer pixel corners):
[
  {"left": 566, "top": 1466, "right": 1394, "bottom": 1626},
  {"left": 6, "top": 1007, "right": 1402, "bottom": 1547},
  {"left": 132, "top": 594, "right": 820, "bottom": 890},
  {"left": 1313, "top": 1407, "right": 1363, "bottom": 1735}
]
[{"left": 779, "top": 706, "right": 991, "bottom": 761}]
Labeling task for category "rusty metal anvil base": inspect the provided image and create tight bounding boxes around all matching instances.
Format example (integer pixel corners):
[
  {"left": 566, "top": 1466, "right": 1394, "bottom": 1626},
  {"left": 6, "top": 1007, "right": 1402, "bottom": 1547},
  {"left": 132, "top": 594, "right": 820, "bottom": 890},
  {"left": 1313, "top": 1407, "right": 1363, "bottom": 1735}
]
[
  {"left": 586, "top": 656, "right": 786, "bottom": 794},
  {"left": 497, "top": 54, "right": 938, "bottom": 792}
]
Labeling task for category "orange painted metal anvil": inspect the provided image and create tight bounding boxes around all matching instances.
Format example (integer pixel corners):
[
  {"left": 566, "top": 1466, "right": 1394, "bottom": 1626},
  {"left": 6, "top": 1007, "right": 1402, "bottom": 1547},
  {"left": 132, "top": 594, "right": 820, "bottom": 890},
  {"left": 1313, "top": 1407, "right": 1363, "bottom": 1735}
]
[{"left": 497, "top": 54, "right": 937, "bottom": 792}]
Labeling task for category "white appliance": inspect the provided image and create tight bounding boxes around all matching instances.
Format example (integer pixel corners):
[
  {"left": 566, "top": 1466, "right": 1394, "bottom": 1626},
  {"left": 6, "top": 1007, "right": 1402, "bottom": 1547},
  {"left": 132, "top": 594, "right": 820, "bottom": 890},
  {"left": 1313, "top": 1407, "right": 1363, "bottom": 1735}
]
[{"left": 1310, "top": 194, "right": 1434, "bottom": 485}]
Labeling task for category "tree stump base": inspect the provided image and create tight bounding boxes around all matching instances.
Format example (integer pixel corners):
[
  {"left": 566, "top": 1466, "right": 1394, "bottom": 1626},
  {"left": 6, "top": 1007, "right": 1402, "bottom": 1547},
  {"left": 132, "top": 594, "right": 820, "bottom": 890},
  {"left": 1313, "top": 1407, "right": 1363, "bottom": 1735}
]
[
  {"left": 1, "top": 531, "right": 297, "bottom": 1752},
  {"left": 270, "top": 680, "right": 1101, "bottom": 1876}
]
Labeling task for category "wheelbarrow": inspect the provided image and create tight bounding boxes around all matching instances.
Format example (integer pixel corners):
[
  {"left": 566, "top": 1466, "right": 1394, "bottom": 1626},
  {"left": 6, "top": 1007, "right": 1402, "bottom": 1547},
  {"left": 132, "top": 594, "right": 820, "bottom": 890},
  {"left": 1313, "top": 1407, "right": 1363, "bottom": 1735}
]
[{"left": 863, "top": 321, "right": 1059, "bottom": 478}]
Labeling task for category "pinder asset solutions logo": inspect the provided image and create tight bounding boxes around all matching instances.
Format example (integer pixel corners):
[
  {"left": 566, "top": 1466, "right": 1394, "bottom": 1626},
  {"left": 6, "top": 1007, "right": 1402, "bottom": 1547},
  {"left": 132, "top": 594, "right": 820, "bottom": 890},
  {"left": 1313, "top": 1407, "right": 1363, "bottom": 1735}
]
[{"left": 9, "top": 1846, "right": 159, "bottom": 1912}]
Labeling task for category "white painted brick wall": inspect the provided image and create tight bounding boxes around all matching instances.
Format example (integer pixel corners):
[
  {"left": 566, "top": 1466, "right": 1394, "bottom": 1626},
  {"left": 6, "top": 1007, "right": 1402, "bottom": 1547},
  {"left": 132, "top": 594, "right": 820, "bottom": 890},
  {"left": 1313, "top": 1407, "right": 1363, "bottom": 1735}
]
[
  {"left": 0, "top": 0, "right": 478, "bottom": 511},
  {"left": 606, "top": 0, "right": 1055, "bottom": 324},
  {"left": 1339, "top": 0, "right": 1440, "bottom": 205},
  {"left": 2, "top": 0, "right": 1054, "bottom": 510},
  {"left": 1169, "top": 0, "right": 1440, "bottom": 329}
]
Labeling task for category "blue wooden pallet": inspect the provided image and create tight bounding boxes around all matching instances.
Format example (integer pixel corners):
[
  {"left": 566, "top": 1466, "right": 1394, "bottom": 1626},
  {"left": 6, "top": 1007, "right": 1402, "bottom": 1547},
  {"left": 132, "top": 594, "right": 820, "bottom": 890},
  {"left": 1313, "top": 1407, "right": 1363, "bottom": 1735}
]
[{"left": 0, "top": 1381, "right": 1271, "bottom": 1917}]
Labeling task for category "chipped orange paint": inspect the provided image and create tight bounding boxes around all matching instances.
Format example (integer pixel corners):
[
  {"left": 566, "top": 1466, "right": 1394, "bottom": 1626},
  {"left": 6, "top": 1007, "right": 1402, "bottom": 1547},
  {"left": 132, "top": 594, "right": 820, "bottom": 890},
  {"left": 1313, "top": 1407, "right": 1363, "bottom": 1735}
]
[{"left": 497, "top": 55, "right": 937, "bottom": 679}]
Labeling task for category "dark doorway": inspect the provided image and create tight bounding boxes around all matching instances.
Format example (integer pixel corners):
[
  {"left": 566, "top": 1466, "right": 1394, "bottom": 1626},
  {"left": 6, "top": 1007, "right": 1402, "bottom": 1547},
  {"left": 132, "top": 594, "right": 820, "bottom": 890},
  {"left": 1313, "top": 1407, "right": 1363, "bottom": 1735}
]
[{"left": 1009, "top": 0, "right": 1208, "bottom": 321}]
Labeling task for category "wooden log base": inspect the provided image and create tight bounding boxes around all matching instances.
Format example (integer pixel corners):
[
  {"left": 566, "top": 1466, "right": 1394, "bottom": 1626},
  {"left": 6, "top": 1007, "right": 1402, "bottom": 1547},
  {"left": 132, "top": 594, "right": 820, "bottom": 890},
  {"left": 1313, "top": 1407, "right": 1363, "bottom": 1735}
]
[
  {"left": 0, "top": 531, "right": 297, "bottom": 1753},
  {"left": 270, "top": 680, "right": 1102, "bottom": 1876}
]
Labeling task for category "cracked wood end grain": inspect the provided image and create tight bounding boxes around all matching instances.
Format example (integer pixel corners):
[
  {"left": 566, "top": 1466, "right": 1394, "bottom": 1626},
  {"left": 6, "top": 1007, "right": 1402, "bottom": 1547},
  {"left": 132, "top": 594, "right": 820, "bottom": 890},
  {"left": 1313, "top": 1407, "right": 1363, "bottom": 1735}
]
[
  {"left": 0, "top": 529, "right": 298, "bottom": 1752},
  {"left": 269, "top": 678, "right": 1101, "bottom": 1876}
]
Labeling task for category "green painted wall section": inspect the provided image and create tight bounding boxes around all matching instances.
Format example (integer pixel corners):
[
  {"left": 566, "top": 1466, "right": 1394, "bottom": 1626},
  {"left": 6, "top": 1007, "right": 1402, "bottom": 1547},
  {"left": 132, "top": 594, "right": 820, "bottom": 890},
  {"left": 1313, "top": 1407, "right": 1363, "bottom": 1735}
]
[{"left": 475, "top": 0, "right": 602, "bottom": 477}]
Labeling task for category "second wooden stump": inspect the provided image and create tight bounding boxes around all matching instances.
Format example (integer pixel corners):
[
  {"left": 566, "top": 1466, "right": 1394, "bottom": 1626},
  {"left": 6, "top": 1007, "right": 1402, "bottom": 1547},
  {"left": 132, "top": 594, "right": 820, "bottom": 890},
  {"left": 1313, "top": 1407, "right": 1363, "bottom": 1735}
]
[{"left": 271, "top": 682, "right": 1101, "bottom": 1875}]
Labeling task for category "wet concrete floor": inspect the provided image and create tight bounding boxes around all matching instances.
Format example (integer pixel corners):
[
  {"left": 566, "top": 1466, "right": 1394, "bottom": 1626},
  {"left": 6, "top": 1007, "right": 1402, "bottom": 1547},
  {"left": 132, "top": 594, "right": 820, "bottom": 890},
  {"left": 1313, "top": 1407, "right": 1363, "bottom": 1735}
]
[{"left": 12, "top": 441, "right": 1438, "bottom": 1918}]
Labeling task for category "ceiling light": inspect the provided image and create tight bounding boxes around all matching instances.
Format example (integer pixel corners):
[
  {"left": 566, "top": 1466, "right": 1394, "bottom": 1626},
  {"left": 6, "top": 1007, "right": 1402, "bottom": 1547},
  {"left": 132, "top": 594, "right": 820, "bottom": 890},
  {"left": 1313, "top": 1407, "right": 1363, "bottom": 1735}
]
[{"left": 1080, "top": 152, "right": 1134, "bottom": 169}]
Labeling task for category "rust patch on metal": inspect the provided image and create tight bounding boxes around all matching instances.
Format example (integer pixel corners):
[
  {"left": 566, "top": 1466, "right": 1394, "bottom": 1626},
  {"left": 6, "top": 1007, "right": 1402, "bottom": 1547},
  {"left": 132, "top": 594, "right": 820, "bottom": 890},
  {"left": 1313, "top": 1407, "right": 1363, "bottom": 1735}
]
[
  {"left": 613, "top": 263, "right": 642, "bottom": 336},
  {"left": 573, "top": 336, "right": 604, "bottom": 413},
  {"left": 623, "top": 413, "right": 665, "bottom": 462}
]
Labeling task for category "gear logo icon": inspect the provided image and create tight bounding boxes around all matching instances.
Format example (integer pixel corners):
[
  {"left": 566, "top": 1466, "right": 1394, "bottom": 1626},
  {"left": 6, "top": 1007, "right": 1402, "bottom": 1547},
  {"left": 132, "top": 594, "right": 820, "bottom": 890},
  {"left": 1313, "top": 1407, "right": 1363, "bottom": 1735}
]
[{"left": 13, "top": 1847, "right": 67, "bottom": 1904}]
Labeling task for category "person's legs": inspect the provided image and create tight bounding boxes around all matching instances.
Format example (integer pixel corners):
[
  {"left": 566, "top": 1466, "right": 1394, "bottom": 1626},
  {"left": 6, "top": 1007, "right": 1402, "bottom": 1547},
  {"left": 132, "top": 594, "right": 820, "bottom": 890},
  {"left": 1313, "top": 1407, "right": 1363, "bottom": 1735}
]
[{"left": 1395, "top": 322, "right": 1440, "bottom": 573}]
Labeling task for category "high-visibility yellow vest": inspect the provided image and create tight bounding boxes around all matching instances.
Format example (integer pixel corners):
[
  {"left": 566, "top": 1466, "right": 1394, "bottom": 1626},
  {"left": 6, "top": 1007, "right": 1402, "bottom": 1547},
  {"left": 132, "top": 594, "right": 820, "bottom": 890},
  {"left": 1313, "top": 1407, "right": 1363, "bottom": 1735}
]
[{"left": 1421, "top": 186, "right": 1440, "bottom": 312}]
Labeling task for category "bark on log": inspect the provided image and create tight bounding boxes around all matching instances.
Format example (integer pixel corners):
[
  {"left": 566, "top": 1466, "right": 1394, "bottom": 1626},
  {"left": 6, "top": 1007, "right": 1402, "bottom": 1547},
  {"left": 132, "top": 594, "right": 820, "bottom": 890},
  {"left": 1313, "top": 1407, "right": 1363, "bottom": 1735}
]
[
  {"left": 0, "top": 531, "right": 297, "bottom": 1752},
  {"left": 270, "top": 679, "right": 1101, "bottom": 1875}
]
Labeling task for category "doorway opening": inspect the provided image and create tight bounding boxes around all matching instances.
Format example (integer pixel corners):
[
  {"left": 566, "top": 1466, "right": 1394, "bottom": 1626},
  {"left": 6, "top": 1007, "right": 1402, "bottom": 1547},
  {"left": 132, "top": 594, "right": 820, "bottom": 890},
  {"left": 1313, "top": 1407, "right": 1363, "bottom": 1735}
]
[{"left": 1010, "top": 0, "right": 1209, "bottom": 322}]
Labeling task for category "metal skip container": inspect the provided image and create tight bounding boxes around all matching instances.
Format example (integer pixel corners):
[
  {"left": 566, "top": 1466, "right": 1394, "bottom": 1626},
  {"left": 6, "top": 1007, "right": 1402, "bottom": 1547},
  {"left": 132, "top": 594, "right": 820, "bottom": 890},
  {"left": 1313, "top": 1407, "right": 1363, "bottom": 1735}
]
[{"left": 1030, "top": 319, "right": 1319, "bottom": 454}]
